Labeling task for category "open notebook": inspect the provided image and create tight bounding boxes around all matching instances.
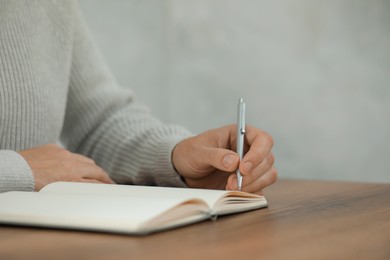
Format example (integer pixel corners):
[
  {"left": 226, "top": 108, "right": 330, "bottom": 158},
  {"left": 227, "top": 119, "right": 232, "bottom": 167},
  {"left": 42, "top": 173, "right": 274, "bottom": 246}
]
[{"left": 0, "top": 182, "right": 268, "bottom": 235}]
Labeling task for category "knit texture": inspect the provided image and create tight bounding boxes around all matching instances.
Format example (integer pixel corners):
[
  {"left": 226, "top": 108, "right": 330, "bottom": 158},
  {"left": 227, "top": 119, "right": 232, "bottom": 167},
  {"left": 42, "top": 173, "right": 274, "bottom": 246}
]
[{"left": 0, "top": 0, "right": 191, "bottom": 192}]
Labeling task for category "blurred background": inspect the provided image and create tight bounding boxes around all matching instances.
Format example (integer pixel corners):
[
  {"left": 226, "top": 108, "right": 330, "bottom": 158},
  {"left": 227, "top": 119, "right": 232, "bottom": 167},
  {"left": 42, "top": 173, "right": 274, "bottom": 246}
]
[{"left": 79, "top": 0, "right": 390, "bottom": 183}]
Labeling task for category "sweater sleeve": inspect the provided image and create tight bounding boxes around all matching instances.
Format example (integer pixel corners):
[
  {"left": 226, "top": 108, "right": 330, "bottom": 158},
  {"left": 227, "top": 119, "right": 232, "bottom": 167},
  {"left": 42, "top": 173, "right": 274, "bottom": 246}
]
[
  {"left": 60, "top": 4, "right": 191, "bottom": 187},
  {"left": 0, "top": 151, "right": 34, "bottom": 192}
]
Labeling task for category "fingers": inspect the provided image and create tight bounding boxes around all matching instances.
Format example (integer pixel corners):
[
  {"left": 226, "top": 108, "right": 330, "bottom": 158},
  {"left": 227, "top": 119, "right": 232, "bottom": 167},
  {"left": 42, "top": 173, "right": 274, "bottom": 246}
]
[
  {"left": 221, "top": 126, "right": 277, "bottom": 194},
  {"left": 243, "top": 153, "right": 277, "bottom": 193},
  {"left": 72, "top": 153, "right": 96, "bottom": 164},
  {"left": 226, "top": 127, "right": 275, "bottom": 193},
  {"left": 242, "top": 153, "right": 275, "bottom": 184},
  {"left": 71, "top": 159, "right": 114, "bottom": 184},
  {"left": 242, "top": 166, "right": 278, "bottom": 194},
  {"left": 57, "top": 152, "right": 111, "bottom": 184},
  {"left": 172, "top": 124, "right": 277, "bottom": 193},
  {"left": 20, "top": 144, "right": 115, "bottom": 190},
  {"left": 197, "top": 147, "right": 240, "bottom": 173},
  {"left": 226, "top": 152, "right": 277, "bottom": 193},
  {"left": 70, "top": 154, "right": 115, "bottom": 184},
  {"left": 82, "top": 167, "right": 115, "bottom": 184},
  {"left": 226, "top": 168, "right": 277, "bottom": 193},
  {"left": 80, "top": 178, "right": 108, "bottom": 184},
  {"left": 240, "top": 126, "right": 274, "bottom": 176}
]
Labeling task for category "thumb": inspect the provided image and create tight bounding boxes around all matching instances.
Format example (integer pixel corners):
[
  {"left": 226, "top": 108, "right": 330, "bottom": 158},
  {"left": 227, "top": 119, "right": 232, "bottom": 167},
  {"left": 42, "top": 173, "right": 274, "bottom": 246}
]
[{"left": 200, "top": 147, "right": 240, "bottom": 172}]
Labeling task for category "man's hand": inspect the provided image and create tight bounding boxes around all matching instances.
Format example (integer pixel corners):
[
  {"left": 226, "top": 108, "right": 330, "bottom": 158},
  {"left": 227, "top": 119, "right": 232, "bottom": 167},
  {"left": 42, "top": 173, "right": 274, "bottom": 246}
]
[
  {"left": 172, "top": 125, "right": 277, "bottom": 195},
  {"left": 19, "top": 144, "right": 115, "bottom": 191}
]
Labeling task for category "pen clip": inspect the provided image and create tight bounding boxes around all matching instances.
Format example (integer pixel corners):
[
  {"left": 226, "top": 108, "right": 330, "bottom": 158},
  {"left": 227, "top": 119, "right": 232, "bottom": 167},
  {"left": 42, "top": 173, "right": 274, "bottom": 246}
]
[{"left": 239, "top": 99, "right": 246, "bottom": 135}]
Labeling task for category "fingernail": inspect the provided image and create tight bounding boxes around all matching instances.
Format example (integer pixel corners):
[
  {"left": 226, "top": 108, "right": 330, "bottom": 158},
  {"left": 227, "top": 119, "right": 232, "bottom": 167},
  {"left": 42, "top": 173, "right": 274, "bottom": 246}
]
[
  {"left": 243, "top": 162, "right": 253, "bottom": 173},
  {"left": 223, "top": 155, "right": 236, "bottom": 168}
]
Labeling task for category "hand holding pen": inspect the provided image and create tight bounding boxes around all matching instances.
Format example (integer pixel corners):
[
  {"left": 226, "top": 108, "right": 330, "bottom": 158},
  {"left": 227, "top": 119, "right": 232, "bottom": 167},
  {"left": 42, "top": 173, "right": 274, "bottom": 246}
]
[{"left": 172, "top": 98, "right": 277, "bottom": 195}]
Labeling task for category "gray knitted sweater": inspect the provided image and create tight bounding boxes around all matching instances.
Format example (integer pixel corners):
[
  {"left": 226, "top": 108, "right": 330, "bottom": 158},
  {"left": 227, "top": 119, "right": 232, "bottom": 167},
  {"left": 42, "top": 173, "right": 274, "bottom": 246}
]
[{"left": 0, "top": 0, "right": 191, "bottom": 192}]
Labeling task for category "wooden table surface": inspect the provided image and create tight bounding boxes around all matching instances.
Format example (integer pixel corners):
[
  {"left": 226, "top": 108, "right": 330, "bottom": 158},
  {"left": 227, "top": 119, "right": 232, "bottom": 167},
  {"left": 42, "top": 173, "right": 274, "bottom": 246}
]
[{"left": 0, "top": 179, "right": 389, "bottom": 260}]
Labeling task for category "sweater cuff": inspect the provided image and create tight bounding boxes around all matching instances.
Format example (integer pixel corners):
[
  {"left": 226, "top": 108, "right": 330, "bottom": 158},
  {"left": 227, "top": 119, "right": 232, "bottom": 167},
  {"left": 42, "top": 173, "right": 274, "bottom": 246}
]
[
  {"left": 153, "top": 136, "right": 190, "bottom": 188},
  {"left": 0, "top": 151, "right": 35, "bottom": 192}
]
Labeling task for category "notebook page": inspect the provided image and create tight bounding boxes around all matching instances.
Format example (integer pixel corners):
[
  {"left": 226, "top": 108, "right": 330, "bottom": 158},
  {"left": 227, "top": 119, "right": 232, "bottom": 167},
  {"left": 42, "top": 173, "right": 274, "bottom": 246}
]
[
  {"left": 41, "top": 182, "right": 251, "bottom": 209},
  {"left": 0, "top": 191, "right": 208, "bottom": 234}
]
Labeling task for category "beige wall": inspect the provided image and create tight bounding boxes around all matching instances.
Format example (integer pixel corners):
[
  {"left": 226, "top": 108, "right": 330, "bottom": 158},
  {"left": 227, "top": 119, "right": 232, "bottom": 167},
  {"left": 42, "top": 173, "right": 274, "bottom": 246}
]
[{"left": 80, "top": 0, "right": 390, "bottom": 183}]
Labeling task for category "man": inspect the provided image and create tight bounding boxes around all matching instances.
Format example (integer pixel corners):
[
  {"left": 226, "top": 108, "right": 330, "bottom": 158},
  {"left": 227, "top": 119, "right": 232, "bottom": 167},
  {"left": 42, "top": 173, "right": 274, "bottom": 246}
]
[{"left": 0, "top": 0, "right": 277, "bottom": 194}]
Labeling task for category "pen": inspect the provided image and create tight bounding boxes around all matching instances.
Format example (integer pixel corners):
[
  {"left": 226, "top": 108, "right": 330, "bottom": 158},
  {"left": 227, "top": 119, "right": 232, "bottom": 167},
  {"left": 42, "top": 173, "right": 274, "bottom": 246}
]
[{"left": 236, "top": 98, "right": 246, "bottom": 191}]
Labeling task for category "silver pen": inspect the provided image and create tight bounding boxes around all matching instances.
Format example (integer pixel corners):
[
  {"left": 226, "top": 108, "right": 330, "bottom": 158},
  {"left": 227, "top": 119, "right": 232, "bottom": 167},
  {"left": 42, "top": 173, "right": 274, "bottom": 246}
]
[{"left": 236, "top": 98, "right": 246, "bottom": 191}]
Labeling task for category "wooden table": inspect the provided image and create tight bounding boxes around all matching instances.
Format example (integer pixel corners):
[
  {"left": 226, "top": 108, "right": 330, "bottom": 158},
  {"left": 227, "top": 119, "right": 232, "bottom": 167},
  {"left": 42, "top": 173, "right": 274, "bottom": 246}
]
[{"left": 0, "top": 179, "right": 389, "bottom": 259}]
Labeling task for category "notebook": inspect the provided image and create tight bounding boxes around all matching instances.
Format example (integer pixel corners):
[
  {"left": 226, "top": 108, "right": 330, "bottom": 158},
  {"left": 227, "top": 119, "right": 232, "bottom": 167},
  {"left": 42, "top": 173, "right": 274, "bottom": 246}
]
[{"left": 0, "top": 182, "right": 268, "bottom": 235}]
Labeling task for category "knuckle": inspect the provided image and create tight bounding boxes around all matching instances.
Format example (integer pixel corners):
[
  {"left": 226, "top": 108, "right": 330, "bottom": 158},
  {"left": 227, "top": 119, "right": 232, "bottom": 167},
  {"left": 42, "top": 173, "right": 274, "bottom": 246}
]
[
  {"left": 268, "top": 153, "right": 275, "bottom": 166},
  {"left": 264, "top": 132, "right": 274, "bottom": 147},
  {"left": 270, "top": 168, "right": 278, "bottom": 184}
]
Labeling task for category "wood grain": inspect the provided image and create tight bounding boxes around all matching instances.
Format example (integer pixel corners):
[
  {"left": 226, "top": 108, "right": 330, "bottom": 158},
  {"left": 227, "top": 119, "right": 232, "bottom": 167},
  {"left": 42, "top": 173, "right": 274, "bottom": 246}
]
[{"left": 0, "top": 179, "right": 389, "bottom": 259}]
